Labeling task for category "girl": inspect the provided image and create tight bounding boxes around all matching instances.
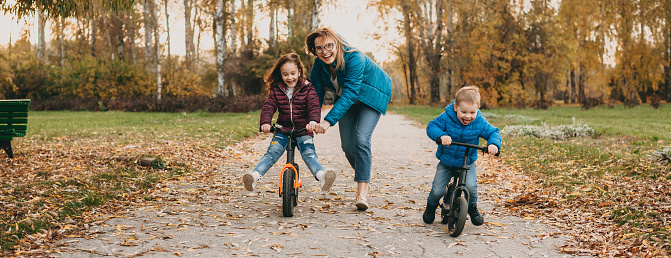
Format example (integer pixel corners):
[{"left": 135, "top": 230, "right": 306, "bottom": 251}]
[{"left": 243, "top": 53, "right": 336, "bottom": 192}]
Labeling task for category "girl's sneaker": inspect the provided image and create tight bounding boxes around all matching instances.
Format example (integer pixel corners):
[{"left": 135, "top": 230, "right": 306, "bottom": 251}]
[
  {"left": 319, "top": 169, "right": 337, "bottom": 191},
  {"left": 243, "top": 171, "right": 261, "bottom": 191}
]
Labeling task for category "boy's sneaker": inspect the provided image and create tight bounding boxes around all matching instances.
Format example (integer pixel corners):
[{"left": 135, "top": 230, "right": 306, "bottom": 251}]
[
  {"left": 468, "top": 204, "right": 484, "bottom": 226},
  {"left": 423, "top": 203, "right": 438, "bottom": 224},
  {"left": 321, "top": 169, "right": 336, "bottom": 191},
  {"left": 243, "top": 172, "right": 261, "bottom": 191}
]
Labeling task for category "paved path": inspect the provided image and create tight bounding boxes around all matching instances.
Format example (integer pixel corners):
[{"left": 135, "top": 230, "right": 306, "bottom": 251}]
[{"left": 54, "top": 112, "right": 573, "bottom": 257}]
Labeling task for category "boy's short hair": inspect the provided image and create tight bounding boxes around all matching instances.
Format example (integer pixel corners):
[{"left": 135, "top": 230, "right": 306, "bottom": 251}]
[{"left": 455, "top": 86, "right": 481, "bottom": 106}]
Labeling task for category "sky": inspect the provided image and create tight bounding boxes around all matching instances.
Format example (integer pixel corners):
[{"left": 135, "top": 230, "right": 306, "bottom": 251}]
[{"left": 0, "top": 0, "right": 401, "bottom": 63}]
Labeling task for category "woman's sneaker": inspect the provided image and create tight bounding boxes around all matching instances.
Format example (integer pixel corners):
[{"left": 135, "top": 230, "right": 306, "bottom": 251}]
[{"left": 243, "top": 172, "right": 261, "bottom": 191}]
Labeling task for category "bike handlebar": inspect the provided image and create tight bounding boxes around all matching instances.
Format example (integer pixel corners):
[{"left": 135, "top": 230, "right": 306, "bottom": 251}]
[
  {"left": 267, "top": 124, "right": 307, "bottom": 135},
  {"left": 435, "top": 138, "right": 500, "bottom": 156}
]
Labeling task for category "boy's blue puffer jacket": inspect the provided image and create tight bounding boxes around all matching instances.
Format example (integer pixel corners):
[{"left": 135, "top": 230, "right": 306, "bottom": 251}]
[
  {"left": 310, "top": 45, "right": 392, "bottom": 126},
  {"left": 426, "top": 102, "right": 502, "bottom": 168}
]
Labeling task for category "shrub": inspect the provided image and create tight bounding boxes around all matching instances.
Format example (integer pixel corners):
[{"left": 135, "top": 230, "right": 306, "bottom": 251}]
[
  {"left": 501, "top": 120, "right": 594, "bottom": 140},
  {"left": 31, "top": 95, "right": 266, "bottom": 113},
  {"left": 648, "top": 147, "right": 671, "bottom": 166}
]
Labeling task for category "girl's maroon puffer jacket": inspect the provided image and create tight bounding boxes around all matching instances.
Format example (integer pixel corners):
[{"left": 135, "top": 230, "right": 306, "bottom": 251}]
[{"left": 259, "top": 80, "right": 321, "bottom": 137}]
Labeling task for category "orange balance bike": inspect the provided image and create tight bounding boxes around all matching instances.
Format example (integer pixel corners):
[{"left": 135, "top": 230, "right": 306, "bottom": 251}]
[{"left": 270, "top": 124, "right": 306, "bottom": 217}]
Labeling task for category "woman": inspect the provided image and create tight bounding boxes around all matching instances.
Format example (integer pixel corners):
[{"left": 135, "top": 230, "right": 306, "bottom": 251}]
[{"left": 305, "top": 27, "right": 392, "bottom": 210}]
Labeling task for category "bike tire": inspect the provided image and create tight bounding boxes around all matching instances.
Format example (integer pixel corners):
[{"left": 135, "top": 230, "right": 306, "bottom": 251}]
[
  {"left": 447, "top": 196, "right": 468, "bottom": 237},
  {"left": 282, "top": 168, "right": 295, "bottom": 217}
]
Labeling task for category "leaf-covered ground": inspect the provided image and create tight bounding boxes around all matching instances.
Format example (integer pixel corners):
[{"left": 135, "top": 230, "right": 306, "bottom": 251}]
[{"left": 1, "top": 110, "right": 669, "bottom": 257}]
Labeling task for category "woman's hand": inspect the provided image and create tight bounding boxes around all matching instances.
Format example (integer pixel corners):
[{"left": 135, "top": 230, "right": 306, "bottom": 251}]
[
  {"left": 488, "top": 145, "right": 499, "bottom": 155},
  {"left": 439, "top": 135, "right": 452, "bottom": 146},
  {"left": 306, "top": 123, "right": 318, "bottom": 133},
  {"left": 314, "top": 121, "right": 331, "bottom": 134},
  {"left": 260, "top": 124, "right": 271, "bottom": 133}
]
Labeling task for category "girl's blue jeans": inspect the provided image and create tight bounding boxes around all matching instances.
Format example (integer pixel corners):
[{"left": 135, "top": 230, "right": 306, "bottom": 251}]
[
  {"left": 252, "top": 133, "right": 324, "bottom": 180},
  {"left": 427, "top": 162, "right": 479, "bottom": 206},
  {"left": 338, "top": 103, "right": 381, "bottom": 183}
]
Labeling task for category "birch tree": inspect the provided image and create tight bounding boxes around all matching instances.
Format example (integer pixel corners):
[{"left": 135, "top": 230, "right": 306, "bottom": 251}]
[
  {"left": 143, "top": 0, "right": 154, "bottom": 70},
  {"left": 269, "top": 0, "right": 277, "bottom": 48},
  {"left": 229, "top": 0, "right": 237, "bottom": 54},
  {"left": 37, "top": 7, "right": 46, "bottom": 61},
  {"left": 216, "top": 0, "right": 229, "bottom": 96},
  {"left": 153, "top": 0, "right": 162, "bottom": 99},
  {"left": 184, "top": 0, "right": 196, "bottom": 69}
]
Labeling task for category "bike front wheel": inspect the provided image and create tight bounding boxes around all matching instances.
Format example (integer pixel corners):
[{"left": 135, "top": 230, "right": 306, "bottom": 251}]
[
  {"left": 282, "top": 168, "right": 295, "bottom": 217},
  {"left": 447, "top": 196, "right": 468, "bottom": 237}
]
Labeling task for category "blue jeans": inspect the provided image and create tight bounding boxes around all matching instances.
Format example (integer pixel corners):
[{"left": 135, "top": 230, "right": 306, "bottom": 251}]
[
  {"left": 427, "top": 162, "right": 479, "bottom": 206},
  {"left": 338, "top": 103, "right": 381, "bottom": 183},
  {"left": 252, "top": 134, "right": 324, "bottom": 179}
]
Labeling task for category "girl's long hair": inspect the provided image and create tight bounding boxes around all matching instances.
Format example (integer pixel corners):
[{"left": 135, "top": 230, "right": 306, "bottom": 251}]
[
  {"left": 263, "top": 53, "right": 306, "bottom": 92},
  {"left": 305, "top": 27, "right": 358, "bottom": 71}
]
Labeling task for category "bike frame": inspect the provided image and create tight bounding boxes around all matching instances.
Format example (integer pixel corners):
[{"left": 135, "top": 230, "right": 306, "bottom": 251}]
[
  {"left": 447, "top": 147, "right": 474, "bottom": 208},
  {"left": 272, "top": 125, "right": 304, "bottom": 197},
  {"left": 435, "top": 140, "right": 492, "bottom": 209},
  {"left": 278, "top": 135, "right": 302, "bottom": 196}
]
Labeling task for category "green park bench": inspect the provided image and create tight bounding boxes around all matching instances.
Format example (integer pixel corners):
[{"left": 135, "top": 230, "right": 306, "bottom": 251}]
[{"left": 0, "top": 99, "right": 31, "bottom": 158}]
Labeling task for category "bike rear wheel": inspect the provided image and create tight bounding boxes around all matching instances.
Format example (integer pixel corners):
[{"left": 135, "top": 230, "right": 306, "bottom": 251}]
[
  {"left": 447, "top": 196, "right": 468, "bottom": 237},
  {"left": 282, "top": 168, "right": 295, "bottom": 217}
]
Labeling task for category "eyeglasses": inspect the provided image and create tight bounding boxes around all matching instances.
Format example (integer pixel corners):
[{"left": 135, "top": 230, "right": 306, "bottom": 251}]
[{"left": 314, "top": 42, "right": 335, "bottom": 54}]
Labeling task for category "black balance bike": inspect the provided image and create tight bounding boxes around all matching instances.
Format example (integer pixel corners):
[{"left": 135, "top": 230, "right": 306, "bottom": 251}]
[
  {"left": 434, "top": 139, "right": 499, "bottom": 237},
  {"left": 270, "top": 124, "right": 306, "bottom": 217}
]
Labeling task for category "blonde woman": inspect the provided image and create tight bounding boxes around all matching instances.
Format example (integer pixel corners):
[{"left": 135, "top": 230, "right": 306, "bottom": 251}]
[{"left": 305, "top": 27, "right": 392, "bottom": 210}]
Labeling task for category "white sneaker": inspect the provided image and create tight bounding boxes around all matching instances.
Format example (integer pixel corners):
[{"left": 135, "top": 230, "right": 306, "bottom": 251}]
[
  {"left": 355, "top": 196, "right": 369, "bottom": 210},
  {"left": 321, "top": 169, "right": 336, "bottom": 192},
  {"left": 243, "top": 172, "right": 261, "bottom": 191}
]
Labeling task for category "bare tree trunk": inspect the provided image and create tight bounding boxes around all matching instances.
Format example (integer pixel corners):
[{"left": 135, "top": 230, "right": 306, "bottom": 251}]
[
  {"left": 90, "top": 17, "right": 97, "bottom": 57},
  {"left": 103, "top": 14, "right": 114, "bottom": 60},
  {"left": 286, "top": 1, "right": 293, "bottom": 38},
  {"left": 144, "top": 0, "right": 154, "bottom": 69},
  {"left": 58, "top": 16, "right": 65, "bottom": 66},
  {"left": 229, "top": 0, "right": 237, "bottom": 54},
  {"left": 153, "top": 0, "right": 162, "bottom": 100},
  {"left": 246, "top": 0, "right": 254, "bottom": 46},
  {"left": 184, "top": 0, "right": 196, "bottom": 69},
  {"left": 578, "top": 62, "right": 586, "bottom": 104},
  {"left": 129, "top": 11, "right": 137, "bottom": 65},
  {"left": 401, "top": 2, "right": 417, "bottom": 104},
  {"left": 269, "top": 1, "right": 276, "bottom": 48},
  {"left": 164, "top": 0, "right": 171, "bottom": 60},
  {"left": 667, "top": 25, "right": 671, "bottom": 102},
  {"left": 37, "top": 8, "right": 46, "bottom": 61},
  {"left": 216, "top": 0, "right": 228, "bottom": 96},
  {"left": 115, "top": 13, "right": 125, "bottom": 61},
  {"left": 310, "top": 0, "right": 320, "bottom": 31},
  {"left": 570, "top": 66, "right": 577, "bottom": 103},
  {"left": 195, "top": 4, "right": 202, "bottom": 64},
  {"left": 564, "top": 70, "right": 570, "bottom": 104},
  {"left": 416, "top": 0, "right": 444, "bottom": 104}
]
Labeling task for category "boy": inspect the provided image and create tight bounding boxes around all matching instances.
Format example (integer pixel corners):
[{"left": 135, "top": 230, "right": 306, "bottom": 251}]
[{"left": 423, "top": 86, "right": 501, "bottom": 225}]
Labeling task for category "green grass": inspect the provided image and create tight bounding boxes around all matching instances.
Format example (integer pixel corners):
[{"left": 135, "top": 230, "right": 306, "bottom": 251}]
[
  {"left": 27, "top": 110, "right": 261, "bottom": 147},
  {"left": 391, "top": 103, "right": 670, "bottom": 141}
]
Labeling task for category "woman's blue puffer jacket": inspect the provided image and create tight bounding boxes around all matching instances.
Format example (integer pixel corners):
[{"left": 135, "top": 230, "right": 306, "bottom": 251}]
[{"left": 310, "top": 45, "right": 392, "bottom": 126}]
